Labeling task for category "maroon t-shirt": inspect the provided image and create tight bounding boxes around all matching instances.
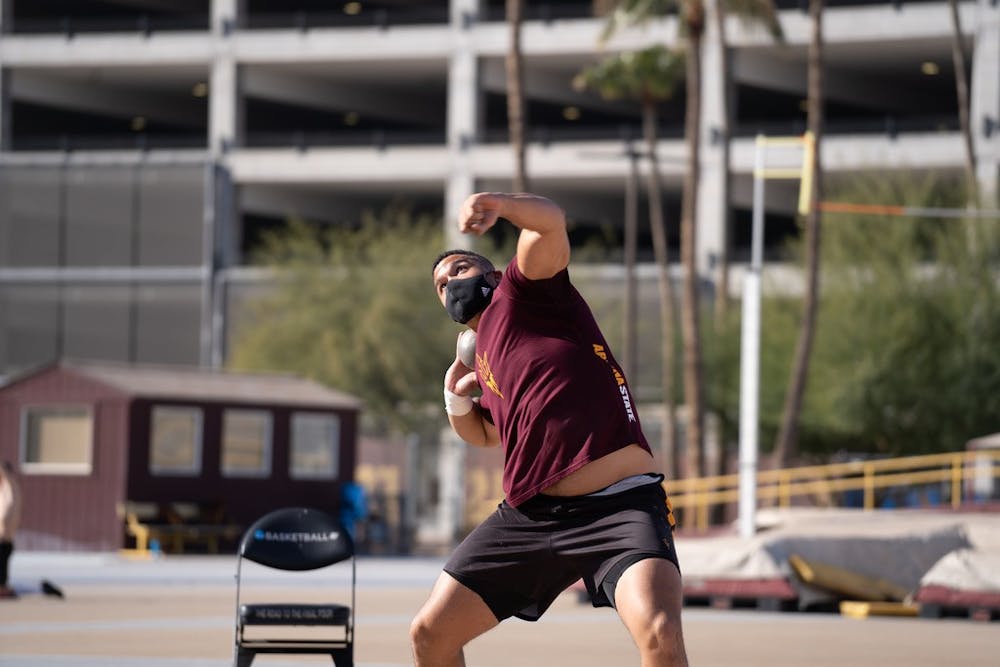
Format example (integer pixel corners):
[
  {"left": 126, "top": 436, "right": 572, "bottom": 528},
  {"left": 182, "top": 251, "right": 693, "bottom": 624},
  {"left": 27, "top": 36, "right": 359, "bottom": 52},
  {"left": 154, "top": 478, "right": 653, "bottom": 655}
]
[{"left": 474, "top": 258, "right": 651, "bottom": 507}]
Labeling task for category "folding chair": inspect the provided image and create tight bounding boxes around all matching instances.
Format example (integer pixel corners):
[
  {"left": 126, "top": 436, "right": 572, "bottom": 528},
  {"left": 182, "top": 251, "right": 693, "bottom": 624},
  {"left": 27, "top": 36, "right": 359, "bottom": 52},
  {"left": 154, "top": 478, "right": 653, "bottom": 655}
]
[{"left": 234, "top": 507, "right": 355, "bottom": 667}]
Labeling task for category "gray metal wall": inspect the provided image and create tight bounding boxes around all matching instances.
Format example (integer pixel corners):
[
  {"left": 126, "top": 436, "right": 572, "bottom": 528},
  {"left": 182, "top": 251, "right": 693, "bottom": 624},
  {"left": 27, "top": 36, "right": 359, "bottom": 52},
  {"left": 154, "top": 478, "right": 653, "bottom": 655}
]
[{"left": 0, "top": 164, "right": 206, "bottom": 372}]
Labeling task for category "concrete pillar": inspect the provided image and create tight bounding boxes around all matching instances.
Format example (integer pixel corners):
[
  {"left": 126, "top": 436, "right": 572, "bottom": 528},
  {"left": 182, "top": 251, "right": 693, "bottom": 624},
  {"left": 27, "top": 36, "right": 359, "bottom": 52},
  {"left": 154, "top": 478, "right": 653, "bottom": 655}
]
[
  {"left": 206, "top": 164, "right": 236, "bottom": 368},
  {"left": 421, "top": 0, "right": 484, "bottom": 548},
  {"left": 696, "top": 0, "right": 727, "bottom": 282},
  {"left": 415, "top": 429, "right": 468, "bottom": 545},
  {"left": 972, "top": 0, "right": 999, "bottom": 205},
  {"left": 210, "top": 59, "right": 241, "bottom": 155},
  {"left": 445, "top": 0, "right": 481, "bottom": 248},
  {"left": 206, "top": 0, "right": 243, "bottom": 366},
  {"left": 0, "top": 0, "right": 8, "bottom": 152},
  {"left": 0, "top": 67, "right": 9, "bottom": 152},
  {"left": 438, "top": 430, "right": 467, "bottom": 542},
  {"left": 210, "top": 0, "right": 242, "bottom": 156},
  {"left": 212, "top": 0, "right": 242, "bottom": 34}
]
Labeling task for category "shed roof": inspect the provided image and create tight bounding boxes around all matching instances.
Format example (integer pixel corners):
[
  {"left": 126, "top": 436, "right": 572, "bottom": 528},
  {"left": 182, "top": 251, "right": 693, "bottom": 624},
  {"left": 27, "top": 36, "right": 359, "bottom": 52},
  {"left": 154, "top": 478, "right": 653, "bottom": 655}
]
[{"left": 50, "top": 360, "right": 362, "bottom": 410}]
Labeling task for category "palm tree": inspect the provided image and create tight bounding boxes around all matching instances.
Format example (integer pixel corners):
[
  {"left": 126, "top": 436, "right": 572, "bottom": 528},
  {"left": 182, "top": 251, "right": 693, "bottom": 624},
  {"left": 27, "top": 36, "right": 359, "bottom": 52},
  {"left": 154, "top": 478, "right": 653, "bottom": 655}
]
[
  {"left": 771, "top": 0, "right": 823, "bottom": 469},
  {"left": 677, "top": 0, "right": 708, "bottom": 480},
  {"left": 604, "top": 0, "right": 706, "bottom": 478},
  {"left": 605, "top": 0, "right": 782, "bottom": 478},
  {"left": 623, "top": 139, "right": 640, "bottom": 383},
  {"left": 506, "top": 0, "right": 529, "bottom": 192},
  {"left": 593, "top": 0, "right": 618, "bottom": 15},
  {"left": 947, "top": 0, "right": 978, "bottom": 205},
  {"left": 575, "top": 46, "right": 687, "bottom": 478},
  {"left": 712, "top": 0, "right": 734, "bottom": 324},
  {"left": 711, "top": 0, "right": 782, "bottom": 323}
]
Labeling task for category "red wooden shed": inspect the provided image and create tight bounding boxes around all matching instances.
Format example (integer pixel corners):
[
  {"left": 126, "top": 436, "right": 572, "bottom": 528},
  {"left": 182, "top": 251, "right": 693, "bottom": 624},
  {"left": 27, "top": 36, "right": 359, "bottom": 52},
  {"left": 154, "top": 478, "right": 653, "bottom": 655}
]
[{"left": 0, "top": 360, "right": 362, "bottom": 552}]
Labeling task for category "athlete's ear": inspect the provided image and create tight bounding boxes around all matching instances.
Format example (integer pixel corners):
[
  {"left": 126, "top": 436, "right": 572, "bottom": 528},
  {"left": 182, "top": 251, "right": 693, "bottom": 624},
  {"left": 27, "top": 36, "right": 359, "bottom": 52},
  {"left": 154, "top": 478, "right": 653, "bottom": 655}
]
[{"left": 487, "top": 270, "right": 502, "bottom": 287}]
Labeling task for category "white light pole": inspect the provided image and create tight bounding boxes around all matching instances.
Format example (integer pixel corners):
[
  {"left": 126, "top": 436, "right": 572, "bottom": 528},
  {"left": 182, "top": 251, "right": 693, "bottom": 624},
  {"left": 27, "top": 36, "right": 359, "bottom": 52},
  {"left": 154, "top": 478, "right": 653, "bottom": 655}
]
[{"left": 737, "top": 135, "right": 766, "bottom": 539}]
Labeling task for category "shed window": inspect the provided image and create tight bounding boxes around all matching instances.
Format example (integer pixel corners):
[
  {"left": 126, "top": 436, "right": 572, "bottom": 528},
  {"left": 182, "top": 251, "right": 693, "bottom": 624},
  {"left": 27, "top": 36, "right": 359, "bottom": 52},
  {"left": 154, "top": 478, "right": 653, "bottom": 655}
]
[
  {"left": 149, "top": 406, "right": 202, "bottom": 475},
  {"left": 290, "top": 412, "right": 339, "bottom": 480},
  {"left": 222, "top": 409, "right": 272, "bottom": 477},
  {"left": 21, "top": 406, "right": 94, "bottom": 474}
]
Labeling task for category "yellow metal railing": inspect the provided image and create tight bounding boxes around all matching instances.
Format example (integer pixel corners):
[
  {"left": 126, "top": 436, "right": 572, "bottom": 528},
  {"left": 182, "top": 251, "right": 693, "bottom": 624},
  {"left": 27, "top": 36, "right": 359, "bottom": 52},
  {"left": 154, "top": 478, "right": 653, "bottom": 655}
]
[{"left": 663, "top": 450, "right": 1000, "bottom": 532}]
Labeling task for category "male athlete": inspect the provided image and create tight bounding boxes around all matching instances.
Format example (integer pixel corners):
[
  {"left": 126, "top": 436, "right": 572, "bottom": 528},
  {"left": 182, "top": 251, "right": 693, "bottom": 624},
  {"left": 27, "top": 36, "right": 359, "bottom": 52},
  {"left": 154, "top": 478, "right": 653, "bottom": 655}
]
[{"left": 412, "top": 192, "right": 688, "bottom": 666}]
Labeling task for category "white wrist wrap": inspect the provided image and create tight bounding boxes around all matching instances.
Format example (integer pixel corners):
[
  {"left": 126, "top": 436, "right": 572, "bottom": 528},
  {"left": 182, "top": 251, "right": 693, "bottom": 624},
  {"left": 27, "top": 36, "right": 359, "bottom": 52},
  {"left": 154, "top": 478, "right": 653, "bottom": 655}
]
[{"left": 444, "top": 388, "right": 474, "bottom": 416}]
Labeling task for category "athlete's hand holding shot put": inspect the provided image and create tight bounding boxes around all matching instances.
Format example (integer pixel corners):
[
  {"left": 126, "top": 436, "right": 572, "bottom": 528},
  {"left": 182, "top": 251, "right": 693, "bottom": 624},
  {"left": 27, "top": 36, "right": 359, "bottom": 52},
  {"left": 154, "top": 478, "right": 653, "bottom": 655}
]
[{"left": 414, "top": 192, "right": 688, "bottom": 667}]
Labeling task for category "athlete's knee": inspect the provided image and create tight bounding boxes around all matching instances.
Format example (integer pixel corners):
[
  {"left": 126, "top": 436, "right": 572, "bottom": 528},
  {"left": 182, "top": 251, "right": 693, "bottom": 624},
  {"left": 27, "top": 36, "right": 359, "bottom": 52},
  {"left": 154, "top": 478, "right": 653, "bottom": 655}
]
[
  {"left": 409, "top": 610, "right": 461, "bottom": 660},
  {"left": 632, "top": 609, "right": 687, "bottom": 665},
  {"left": 408, "top": 612, "right": 438, "bottom": 652}
]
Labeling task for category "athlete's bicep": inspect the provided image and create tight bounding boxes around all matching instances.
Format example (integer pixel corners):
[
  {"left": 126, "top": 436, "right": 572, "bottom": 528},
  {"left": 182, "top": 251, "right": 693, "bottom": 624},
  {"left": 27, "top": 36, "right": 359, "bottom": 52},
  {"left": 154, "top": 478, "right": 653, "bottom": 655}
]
[{"left": 516, "top": 225, "right": 570, "bottom": 280}]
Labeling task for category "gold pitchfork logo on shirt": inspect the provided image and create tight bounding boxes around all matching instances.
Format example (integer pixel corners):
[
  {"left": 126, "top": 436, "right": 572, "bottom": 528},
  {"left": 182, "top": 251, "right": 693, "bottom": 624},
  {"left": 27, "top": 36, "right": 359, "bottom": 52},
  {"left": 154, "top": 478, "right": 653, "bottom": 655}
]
[{"left": 477, "top": 352, "right": 504, "bottom": 399}]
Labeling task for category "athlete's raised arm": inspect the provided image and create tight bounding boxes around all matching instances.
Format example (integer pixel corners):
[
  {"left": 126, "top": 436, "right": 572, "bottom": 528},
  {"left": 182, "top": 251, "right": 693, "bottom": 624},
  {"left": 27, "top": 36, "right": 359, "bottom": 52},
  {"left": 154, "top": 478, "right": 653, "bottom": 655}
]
[{"left": 457, "top": 192, "right": 570, "bottom": 280}]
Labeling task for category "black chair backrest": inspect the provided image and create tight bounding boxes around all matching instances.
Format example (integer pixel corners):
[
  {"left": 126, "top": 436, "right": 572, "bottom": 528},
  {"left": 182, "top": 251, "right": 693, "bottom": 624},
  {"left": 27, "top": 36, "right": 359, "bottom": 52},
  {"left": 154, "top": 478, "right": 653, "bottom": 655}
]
[{"left": 239, "top": 507, "right": 353, "bottom": 572}]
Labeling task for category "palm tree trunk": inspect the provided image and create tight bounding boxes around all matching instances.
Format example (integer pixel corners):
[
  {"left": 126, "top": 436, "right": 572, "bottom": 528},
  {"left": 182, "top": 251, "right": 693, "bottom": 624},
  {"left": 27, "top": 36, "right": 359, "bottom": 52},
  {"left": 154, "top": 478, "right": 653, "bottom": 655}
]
[
  {"left": 680, "top": 3, "right": 707, "bottom": 479},
  {"left": 506, "top": 0, "right": 529, "bottom": 192},
  {"left": 623, "top": 142, "right": 639, "bottom": 384},
  {"left": 772, "top": 0, "right": 824, "bottom": 469},
  {"left": 643, "top": 102, "right": 679, "bottom": 480},
  {"left": 948, "top": 0, "right": 978, "bottom": 206},
  {"left": 592, "top": 0, "right": 617, "bottom": 15},
  {"left": 712, "top": 0, "right": 733, "bottom": 326}
]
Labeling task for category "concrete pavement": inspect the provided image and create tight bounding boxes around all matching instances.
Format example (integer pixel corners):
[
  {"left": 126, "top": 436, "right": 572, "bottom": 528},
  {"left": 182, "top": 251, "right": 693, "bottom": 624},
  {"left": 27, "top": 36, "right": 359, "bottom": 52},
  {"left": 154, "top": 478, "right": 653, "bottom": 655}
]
[{"left": 1, "top": 550, "right": 997, "bottom": 667}]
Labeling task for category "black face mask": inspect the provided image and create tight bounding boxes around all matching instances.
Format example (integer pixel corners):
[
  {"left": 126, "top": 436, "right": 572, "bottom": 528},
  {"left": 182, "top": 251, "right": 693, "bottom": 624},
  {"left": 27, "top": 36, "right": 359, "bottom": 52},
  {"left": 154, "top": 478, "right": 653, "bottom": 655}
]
[{"left": 445, "top": 274, "right": 495, "bottom": 324}]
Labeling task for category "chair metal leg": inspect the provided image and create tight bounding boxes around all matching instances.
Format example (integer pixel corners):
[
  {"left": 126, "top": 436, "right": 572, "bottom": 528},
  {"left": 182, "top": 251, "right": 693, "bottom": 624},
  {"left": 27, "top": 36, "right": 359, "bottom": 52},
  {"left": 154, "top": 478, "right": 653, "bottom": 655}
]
[
  {"left": 234, "top": 647, "right": 256, "bottom": 667},
  {"left": 331, "top": 647, "right": 353, "bottom": 667}
]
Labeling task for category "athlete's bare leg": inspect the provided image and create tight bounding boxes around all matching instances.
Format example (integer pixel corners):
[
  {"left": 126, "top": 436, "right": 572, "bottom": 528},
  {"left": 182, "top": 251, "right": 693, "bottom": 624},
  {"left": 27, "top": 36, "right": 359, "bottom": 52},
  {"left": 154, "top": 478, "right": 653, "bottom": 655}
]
[
  {"left": 614, "top": 558, "right": 689, "bottom": 667},
  {"left": 410, "top": 572, "right": 500, "bottom": 667}
]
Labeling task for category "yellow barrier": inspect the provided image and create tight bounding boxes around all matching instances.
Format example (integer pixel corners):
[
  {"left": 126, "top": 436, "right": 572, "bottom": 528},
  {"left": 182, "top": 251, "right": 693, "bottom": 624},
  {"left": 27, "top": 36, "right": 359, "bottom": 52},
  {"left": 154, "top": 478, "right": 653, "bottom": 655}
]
[{"left": 663, "top": 450, "right": 1000, "bottom": 532}]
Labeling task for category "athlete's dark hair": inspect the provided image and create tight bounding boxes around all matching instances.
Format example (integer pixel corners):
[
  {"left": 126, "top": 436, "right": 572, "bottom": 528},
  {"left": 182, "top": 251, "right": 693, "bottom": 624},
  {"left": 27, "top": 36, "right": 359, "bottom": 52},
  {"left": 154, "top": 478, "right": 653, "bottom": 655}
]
[{"left": 431, "top": 249, "right": 495, "bottom": 275}]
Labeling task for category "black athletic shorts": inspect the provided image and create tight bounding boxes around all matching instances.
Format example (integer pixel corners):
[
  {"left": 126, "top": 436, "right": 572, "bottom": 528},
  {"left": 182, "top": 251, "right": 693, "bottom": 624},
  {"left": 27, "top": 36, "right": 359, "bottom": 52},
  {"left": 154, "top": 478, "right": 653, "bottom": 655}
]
[{"left": 443, "top": 475, "right": 680, "bottom": 622}]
